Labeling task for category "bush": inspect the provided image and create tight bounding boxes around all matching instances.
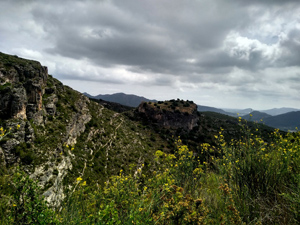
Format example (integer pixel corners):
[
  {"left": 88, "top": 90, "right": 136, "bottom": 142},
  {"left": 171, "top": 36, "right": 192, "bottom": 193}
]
[
  {"left": 217, "top": 122, "right": 300, "bottom": 224},
  {"left": 8, "top": 170, "right": 58, "bottom": 224}
]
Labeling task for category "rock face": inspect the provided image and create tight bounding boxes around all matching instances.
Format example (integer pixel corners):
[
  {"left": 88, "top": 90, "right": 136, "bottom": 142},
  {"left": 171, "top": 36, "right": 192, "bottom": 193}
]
[
  {"left": 137, "top": 100, "right": 199, "bottom": 131},
  {"left": 0, "top": 54, "right": 48, "bottom": 121}
]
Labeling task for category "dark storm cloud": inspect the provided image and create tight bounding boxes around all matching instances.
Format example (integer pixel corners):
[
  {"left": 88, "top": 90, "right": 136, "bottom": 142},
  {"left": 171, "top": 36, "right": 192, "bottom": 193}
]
[
  {"left": 30, "top": 0, "right": 256, "bottom": 78},
  {"left": 278, "top": 29, "right": 300, "bottom": 67},
  {"left": 27, "top": 0, "right": 299, "bottom": 86}
]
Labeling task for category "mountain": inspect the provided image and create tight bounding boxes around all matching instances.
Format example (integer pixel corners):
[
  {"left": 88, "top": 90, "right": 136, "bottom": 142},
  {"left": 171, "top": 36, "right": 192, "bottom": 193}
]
[
  {"left": 0, "top": 51, "right": 279, "bottom": 209},
  {"left": 222, "top": 108, "right": 253, "bottom": 116},
  {"left": 242, "top": 111, "right": 300, "bottom": 131},
  {"left": 197, "top": 105, "right": 235, "bottom": 116},
  {"left": 87, "top": 93, "right": 298, "bottom": 121},
  {"left": 242, "top": 110, "right": 272, "bottom": 121},
  {"left": 91, "top": 98, "right": 133, "bottom": 113},
  {"left": 82, "top": 92, "right": 94, "bottom": 99},
  {"left": 263, "top": 111, "right": 300, "bottom": 131},
  {"left": 84, "top": 92, "right": 156, "bottom": 107},
  {"left": 84, "top": 93, "right": 238, "bottom": 118},
  {"left": 260, "top": 107, "right": 300, "bottom": 116},
  {"left": 222, "top": 107, "right": 299, "bottom": 117}
]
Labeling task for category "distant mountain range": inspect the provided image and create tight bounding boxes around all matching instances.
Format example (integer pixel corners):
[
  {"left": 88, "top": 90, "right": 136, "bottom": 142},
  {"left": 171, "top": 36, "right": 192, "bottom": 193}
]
[
  {"left": 84, "top": 92, "right": 237, "bottom": 116},
  {"left": 83, "top": 92, "right": 156, "bottom": 107},
  {"left": 224, "top": 107, "right": 300, "bottom": 117},
  {"left": 221, "top": 108, "right": 253, "bottom": 116},
  {"left": 242, "top": 111, "right": 300, "bottom": 132},
  {"left": 260, "top": 108, "right": 300, "bottom": 116},
  {"left": 197, "top": 105, "right": 236, "bottom": 116},
  {"left": 242, "top": 111, "right": 272, "bottom": 121},
  {"left": 84, "top": 92, "right": 300, "bottom": 131}
]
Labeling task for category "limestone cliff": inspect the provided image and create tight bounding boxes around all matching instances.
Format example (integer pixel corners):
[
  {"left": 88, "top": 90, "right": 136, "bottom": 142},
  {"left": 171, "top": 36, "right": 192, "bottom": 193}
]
[{"left": 0, "top": 53, "right": 47, "bottom": 121}]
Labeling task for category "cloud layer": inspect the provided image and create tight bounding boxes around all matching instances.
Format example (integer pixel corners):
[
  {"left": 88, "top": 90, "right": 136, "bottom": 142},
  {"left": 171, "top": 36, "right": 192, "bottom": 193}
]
[{"left": 0, "top": 0, "right": 299, "bottom": 109}]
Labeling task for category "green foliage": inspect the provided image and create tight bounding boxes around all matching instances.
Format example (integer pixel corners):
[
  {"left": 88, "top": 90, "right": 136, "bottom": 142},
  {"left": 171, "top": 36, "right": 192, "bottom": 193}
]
[
  {"left": 13, "top": 142, "right": 35, "bottom": 165},
  {"left": 0, "top": 52, "right": 41, "bottom": 71},
  {"left": 3, "top": 170, "right": 58, "bottom": 225},
  {"left": 143, "top": 99, "right": 196, "bottom": 115},
  {"left": 2, "top": 126, "right": 300, "bottom": 224},
  {"left": 57, "top": 141, "right": 212, "bottom": 224},
  {"left": 216, "top": 121, "right": 300, "bottom": 224},
  {"left": 0, "top": 82, "right": 12, "bottom": 91}
]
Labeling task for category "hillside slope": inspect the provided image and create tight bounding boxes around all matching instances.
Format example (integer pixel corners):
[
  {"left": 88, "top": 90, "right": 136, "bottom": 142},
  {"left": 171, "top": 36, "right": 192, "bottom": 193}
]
[
  {"left": 263, "top": 111, "right": 300, "bottom": 131},
  {"left": 197, "top": 105, "right": 235, "bottom": 116},
  {"left": 0, "top": 52, "right": 169, "bottom": 206},
  {"left": 261, "top": 107, "right": 300, "bottom": 116},
  {"left": 242, "top": 110, "right": 300, "bottom": 131},
  {"left": 0, "top": 52, "right": 279, "bottom": 208},
  {"left": 242, "top": 110, "right": 272, "bottom": 121}
]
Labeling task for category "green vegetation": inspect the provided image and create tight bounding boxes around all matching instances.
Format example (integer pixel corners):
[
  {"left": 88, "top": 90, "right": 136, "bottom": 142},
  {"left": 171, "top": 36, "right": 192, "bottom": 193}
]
[
  {"left": 1, "top": 122, "right": 300, "bottom": 224},
  {"left": 144, "top": 99, "right": 196, "bottom": 114},
  {"left": 0, "top": 52, "right": 41, "bottom": 71},
  {"left": 0, "top": 82, "right": 12, "bottom": 91},
  {"left": 5, "top": 170, "right": 58, "bottom": 225}
]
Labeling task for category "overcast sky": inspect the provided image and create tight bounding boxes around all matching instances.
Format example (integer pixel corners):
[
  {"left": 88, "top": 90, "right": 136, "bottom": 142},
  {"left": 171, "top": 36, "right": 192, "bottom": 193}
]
[{"left": 1, "top": 0, "right": 300, "bottom": 110}]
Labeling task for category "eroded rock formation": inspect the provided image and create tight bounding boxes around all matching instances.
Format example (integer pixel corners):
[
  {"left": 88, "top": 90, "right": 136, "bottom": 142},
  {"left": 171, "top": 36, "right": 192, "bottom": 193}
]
[{"left": 137, "top": 100, "right": 199, "bottom": 131}]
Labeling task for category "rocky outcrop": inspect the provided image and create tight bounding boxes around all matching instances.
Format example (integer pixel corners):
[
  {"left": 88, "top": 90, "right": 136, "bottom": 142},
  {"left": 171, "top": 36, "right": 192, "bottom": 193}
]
[
  {"left": 137, "top": 100, "right": 199, "bottom": 130},
  {"left": 31, "top": 155, "right": 73, "bottom": 208},
  {"left": 0, "top": 147, "right": 5, "bottom": 167},
  {"left": 65, "top": 95, "right": 92, "bottom": 146},
  {"left": 0, "top": 52, "right": 93, "bottom": 206},
  {"left": 0, "top": 53, "right": 48, "bottom": 121}
]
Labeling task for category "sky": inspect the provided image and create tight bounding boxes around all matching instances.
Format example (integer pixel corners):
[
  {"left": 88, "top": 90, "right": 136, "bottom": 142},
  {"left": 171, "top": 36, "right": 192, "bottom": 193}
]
[{"left": 0, "top": 0, "right": 300, "bottom": 110}]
